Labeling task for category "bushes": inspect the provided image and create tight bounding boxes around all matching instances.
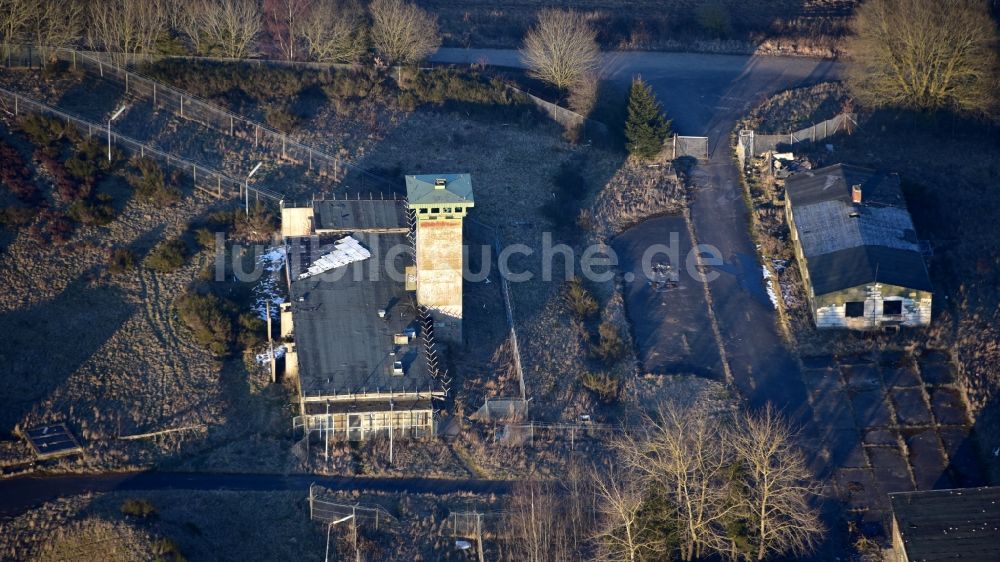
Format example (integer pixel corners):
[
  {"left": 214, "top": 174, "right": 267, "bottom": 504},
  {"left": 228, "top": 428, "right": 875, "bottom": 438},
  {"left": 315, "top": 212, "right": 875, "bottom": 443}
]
[
  {"left": 564, "top": 278, "right": 598, "bottom": 320},
  {"left": 127, "top": 157, "right": 181, "bottom": 205},
  {"left": 176, "top": 290, "right": 263, "bottom": 357},
  {"left": 120, "top": 498, "right": 157, "bottom": 518},
  {"left": 145, "top": 238, "right": 189, "bottom": 273},
  {"left": 594, "top": 320, "right": 625, "bottom": 364},
  {"left": 68, "top": 194, "right": 116, "bottom": 226},
  {"left": 0, "top": 141, "right": 39, "bottom": 202},
  {"left": 541, "top": 159, "right": 589, "bottom": 231},
  {"left": 108, "top": 247, "right": 138, "bottom": 274},
  {"left": 176, "top": 291, "right": 236, "bottom": 356},
  {"left": 580, "top": 372, "right": 620, "bottom": 403}
]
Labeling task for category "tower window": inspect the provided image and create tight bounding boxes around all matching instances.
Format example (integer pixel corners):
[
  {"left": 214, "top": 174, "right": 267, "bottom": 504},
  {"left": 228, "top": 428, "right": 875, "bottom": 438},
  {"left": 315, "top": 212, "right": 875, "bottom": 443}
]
[
  {"left": 882, "top": 300, "right": 902, "bottom": 315},
  {"left": 845, "top": 302, "right": 864, "bottom": 317},
  {"left": 419, "top": 208, "right": 428, "bottom": 214},
  {"left": 431, "top": 207, "right": 440, "bottom": 214},
  {"left": 443, "top": 207, "right": 452, "bottom": 213}
]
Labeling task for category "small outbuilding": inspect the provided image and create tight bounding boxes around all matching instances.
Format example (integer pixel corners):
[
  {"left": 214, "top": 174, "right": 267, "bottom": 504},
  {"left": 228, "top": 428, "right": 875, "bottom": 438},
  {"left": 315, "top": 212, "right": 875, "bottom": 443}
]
[{"left": 784, "top": 164, "right": 932, "bottom": 330}]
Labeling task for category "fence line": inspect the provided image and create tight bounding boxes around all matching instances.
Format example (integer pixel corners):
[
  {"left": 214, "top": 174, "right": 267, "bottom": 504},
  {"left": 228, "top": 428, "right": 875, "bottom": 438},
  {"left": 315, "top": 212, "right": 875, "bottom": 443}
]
[
  {"left": 309, "top": 484, "right": 397, "bottom": 528},
  {"left": 466, "top": 219, "right": 527, "bottom": 420},
  {"left": 1, "top": 43, "right": 402, "bottom": 190},
  {"left": 672, "top": 134, "right": 709, "bottom": 160},
  {"left": 0, "top": 86, "right": 281, "bottom": 201},
  {"left": 738, "top": 112, "right": 858, "bottom": 167}
]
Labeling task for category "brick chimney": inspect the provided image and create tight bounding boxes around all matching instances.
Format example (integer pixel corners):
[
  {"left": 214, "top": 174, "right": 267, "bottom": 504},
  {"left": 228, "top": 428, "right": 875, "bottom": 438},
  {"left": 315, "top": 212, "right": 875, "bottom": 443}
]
[{"left": 851, "top": 184, "right": 862, "bottom": 204}]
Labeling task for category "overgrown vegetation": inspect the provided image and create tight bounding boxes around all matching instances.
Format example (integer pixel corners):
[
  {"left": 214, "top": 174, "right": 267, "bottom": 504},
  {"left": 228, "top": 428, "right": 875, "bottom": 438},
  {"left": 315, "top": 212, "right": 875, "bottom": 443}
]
[
  {"left": 127, "top": 157, "right": 181, "bottom": 205},
  {"left": 120, "top": 498, "right": 157, "bottom": 519},
  {"left": 175, "top": 289, "right": 264, "bottom": 357},
  {"left": 144, "top": 238, "right": 189, "bottom": 273}
]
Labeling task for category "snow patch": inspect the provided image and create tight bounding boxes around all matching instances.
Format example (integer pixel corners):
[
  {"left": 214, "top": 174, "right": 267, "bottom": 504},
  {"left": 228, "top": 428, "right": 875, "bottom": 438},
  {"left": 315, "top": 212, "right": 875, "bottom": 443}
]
[
  {"left": 762, "top": 265, "right": 779, "bottom": 310},
  {"left": 253, "top": 246, "right": 286, "bottom": 320}
]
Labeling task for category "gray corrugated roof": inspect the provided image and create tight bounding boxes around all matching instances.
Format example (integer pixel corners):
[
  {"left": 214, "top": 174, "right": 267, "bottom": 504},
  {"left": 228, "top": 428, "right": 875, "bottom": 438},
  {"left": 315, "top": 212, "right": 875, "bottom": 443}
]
[
  {"left": 890, "top": 487, "right": 1000, "bottom": 561},
  {"left": 288, "top": 233, "right": 440, "bottom": 398},
  {"left": 405, "top": 174, "right": 474, "bottom": 206},
  {"left": 313, "top": 199, "right": 407, "bottom": 232},
  {"left": 786, "top": 164, "right": 932, "bottom": 296}
]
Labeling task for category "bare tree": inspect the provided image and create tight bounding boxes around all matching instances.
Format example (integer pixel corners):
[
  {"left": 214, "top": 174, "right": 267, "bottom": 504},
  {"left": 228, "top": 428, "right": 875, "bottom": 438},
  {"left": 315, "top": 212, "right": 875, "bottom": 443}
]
[
  {"left": 0, "top": 0, "right": 39, "bottom": 45},
  {"left": 521, "top": 10, "right": 600, "bottom": 91},
  {"left": 730, "top": 406, "right": 822, "bottom": 561},
  {"left": 592, "top": 463, "right": 663, "bottom": 562},
  {"left": 368, "top": 0, "right": 440, "bottom": 64},
  {"left": 173, "top": 0, "right": 211, "bottom": 55},
  {"left": 503, "top": 479, "right": 577, "bottom": 562},
  {"left": 266, "top": 0, "right": 311, "bottom": 60},
  {"left": 27, "top": 0, "right": 84, "bottom": 53},
  {"left": 615, "top": 403, "right": 736, "bottom": 561},
  {"left": 198, "top": 0, "right": 263, "bottom": 59},
  {"left": 88, "top": 0, "right": 169, "bottom": 64},
  {"left": 300, "top": 0, "right": 367, "bottom": 63},
  {"left": 847, "top": 0, "right": 999, "bottom": 115}
]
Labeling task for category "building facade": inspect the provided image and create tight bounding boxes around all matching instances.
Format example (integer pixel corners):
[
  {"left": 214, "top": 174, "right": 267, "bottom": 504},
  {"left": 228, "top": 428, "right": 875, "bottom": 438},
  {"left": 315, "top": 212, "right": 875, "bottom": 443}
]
[{"left": 784, "top": 164, "right": 933, "bottom": 330}]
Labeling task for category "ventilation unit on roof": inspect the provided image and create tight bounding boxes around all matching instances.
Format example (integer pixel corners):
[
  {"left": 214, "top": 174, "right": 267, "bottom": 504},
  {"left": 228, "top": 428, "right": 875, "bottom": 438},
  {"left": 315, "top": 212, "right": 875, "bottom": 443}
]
[{"left": 434, "top": 178, "right": 447, "bottom": 189}]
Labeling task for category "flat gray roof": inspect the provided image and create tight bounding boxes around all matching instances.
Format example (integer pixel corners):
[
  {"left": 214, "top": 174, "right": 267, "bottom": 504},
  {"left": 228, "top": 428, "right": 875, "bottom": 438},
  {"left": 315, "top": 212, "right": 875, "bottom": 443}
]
[
  {"left": 313, "top": 199, "right": 408, "bottom": 233},
  {"left": 287, "top": 233, "right": 440, "bottom": 399},
  {"left": 786, "top": 164, "right": 932, "bottom": 295},
  {"left": 890, "top": 487, "right": 1000, "bottom": 561}
]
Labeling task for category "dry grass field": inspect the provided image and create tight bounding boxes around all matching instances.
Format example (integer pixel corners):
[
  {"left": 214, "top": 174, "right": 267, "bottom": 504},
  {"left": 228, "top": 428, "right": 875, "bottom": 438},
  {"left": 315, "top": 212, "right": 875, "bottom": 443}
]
[{"left": 419, "top": 0, "right": 857, "bottom": 54}]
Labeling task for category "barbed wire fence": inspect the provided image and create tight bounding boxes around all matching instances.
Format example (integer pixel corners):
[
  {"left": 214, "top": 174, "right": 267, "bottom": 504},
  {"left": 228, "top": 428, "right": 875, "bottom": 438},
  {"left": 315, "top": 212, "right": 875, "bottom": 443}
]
[{"left": 0, "top": 86, "right": 281, "bottom": 202}]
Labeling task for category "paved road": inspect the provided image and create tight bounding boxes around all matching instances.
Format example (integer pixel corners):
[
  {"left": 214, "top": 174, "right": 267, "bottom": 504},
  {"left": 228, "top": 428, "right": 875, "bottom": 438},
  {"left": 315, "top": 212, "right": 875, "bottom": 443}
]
[
  {"left": 0, "top": 471, "right": 514, "bottom": 518},
  {"left": 434, "top": 48, "right": 839, "bottom": 415}
]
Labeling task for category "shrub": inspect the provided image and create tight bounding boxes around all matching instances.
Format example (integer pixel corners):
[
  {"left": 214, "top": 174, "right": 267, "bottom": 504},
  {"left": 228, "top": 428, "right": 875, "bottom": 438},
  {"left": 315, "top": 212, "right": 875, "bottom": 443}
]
[
  {"left": 0, "top": 141, "right": 39, "bottom": 202},
  {"left": 68, "top": 194, "right": 116, "bottom": 226},
  {"left": 120, "top": 498, "right": 157, "bottom": 518},
  {"left": 145, "top": 238, "right": 189, "bottom": 273},
  {"left": 40, "top": 210, "right": 74, "bottom": 245},
  {"left": 16, "top": 114, "right": 68, "bottom": 147},
  {"left": 108, "top": 247, "right": 138, "bottom": 274},
  {"left": 594, "top": 320, "right": 625, "bottom": 364},
  {"left": 176, "top": 291, "right": 237, "bottom": 356},
  {"left": 564, "top": 278, "right": 598, "bottom": 320},
  {"left": 0, "top": 206, "right": 37, "bottom": 229},
  {"left": 237, "top": 313, "right": 267, "bottom": 349},
  {"left": 580, "top": 372, "right": 620, "bottom": 403},
  {"left": 127, "top": 157, "right": 181, "bottom": 204}
]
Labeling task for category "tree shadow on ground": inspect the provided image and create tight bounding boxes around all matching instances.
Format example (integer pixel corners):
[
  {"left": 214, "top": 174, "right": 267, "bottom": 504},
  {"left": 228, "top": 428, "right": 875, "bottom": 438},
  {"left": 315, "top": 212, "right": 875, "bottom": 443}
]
[{"left": 0, "top": 272, "right": 133, "bottom": 436}]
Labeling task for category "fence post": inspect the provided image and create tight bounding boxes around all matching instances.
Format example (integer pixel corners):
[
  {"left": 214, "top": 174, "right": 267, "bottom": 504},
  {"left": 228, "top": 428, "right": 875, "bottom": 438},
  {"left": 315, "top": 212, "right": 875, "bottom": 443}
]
[
  {"left": 180, "top": 95, "right": 184, "bottom": 118},
  {"left": 192, "top": 164, "right": 196, "bottom": 183},
  {"left": 13, "top": 94, "right": 17, "bottom": 115},
  {"left": 672, "top": 135, "right": 677, "bottom": 160},
  {"left": 99, "top": 59, "right": 103, "bottom": 77},
  {"left": 72, "top": 50, "right": 76, "bottom": 70},
  {"left": 153, "top": 83, "right": 156, "bottom": 105},
  {"left": 230, "top": 116, "right": 233, "bottom": 136}
]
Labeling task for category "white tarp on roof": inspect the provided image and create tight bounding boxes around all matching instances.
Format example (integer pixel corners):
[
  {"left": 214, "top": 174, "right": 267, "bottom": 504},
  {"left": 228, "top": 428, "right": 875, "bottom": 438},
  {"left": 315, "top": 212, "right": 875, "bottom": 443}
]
[{"left": 298, "top": 235, "right": 371, "bottom": 279}]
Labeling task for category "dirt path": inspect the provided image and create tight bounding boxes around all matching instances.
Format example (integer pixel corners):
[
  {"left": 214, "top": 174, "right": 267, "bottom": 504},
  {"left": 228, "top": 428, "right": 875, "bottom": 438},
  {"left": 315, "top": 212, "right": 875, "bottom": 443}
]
[{"left": 0, "top": 471, "right": 515, "bottom": 518}]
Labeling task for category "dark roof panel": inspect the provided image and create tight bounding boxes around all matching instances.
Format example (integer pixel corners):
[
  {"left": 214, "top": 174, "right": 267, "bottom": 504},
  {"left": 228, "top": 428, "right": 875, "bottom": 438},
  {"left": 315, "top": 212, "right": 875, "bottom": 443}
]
[
  {"left": 786, "top": 163, "right": 933, "bottom": 296},
  {"left": 288, "top": 233, "right": 441, "bottom": 399},
  {"left": 890, "top": 487, "right": 1000, "bottom": 561}
]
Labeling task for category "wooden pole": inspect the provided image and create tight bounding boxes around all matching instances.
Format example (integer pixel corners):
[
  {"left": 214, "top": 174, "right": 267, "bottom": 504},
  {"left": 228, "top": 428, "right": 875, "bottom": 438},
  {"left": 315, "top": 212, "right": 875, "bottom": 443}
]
[
  {"left": 266, "top": 301, "right": 276, "bottom": 383},
  {"left": 476, "top": 513, "right": 485, "bottom": 562}
]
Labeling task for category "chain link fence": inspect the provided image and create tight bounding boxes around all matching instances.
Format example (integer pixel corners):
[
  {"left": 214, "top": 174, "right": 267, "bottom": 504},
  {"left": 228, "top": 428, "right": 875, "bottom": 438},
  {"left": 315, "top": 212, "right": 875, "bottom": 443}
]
[
  {"left": 0, "top": 85, "right": 282, "bottom": 201},
  {"left": 739, "top": 112, "right": 858, "bottom": 163},
  {"left": 671, "top": 135, "right": 709, "bottom": 160},
  {"left": 3, "top": 44, "right": 347, "bottom": 182}
]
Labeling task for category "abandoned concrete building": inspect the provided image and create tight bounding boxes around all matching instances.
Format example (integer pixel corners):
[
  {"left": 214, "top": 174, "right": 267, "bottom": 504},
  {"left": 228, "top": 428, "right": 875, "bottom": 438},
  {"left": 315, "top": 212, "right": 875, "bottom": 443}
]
[
  {"left": 279, "top": 175, "right": 473, "bottom": 441},
  {"left": 888, "top": 487, "right": 1000, "bottom": 561},
  {"left": 785, "top": 164, "right": 933, "bottom": 330}
]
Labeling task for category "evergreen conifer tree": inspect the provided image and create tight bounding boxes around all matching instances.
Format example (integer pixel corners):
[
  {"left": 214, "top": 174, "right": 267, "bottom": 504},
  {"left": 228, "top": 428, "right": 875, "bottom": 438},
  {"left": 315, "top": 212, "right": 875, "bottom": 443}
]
[{"left": 625, "top": 77, "right": 671, "bottom": 159}]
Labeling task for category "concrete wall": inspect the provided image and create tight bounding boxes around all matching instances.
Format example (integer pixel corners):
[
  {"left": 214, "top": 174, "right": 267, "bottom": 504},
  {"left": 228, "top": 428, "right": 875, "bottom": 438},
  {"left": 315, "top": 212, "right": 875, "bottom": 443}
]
[
  {"left": 814, "top": 284, "right": 932, "bottom": 330},
  {"left": 281, "top": 207, "right": 314, "bottom": 238},
  {"left": 415, "top": 219, "right": 464, "bottom": 343}
]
